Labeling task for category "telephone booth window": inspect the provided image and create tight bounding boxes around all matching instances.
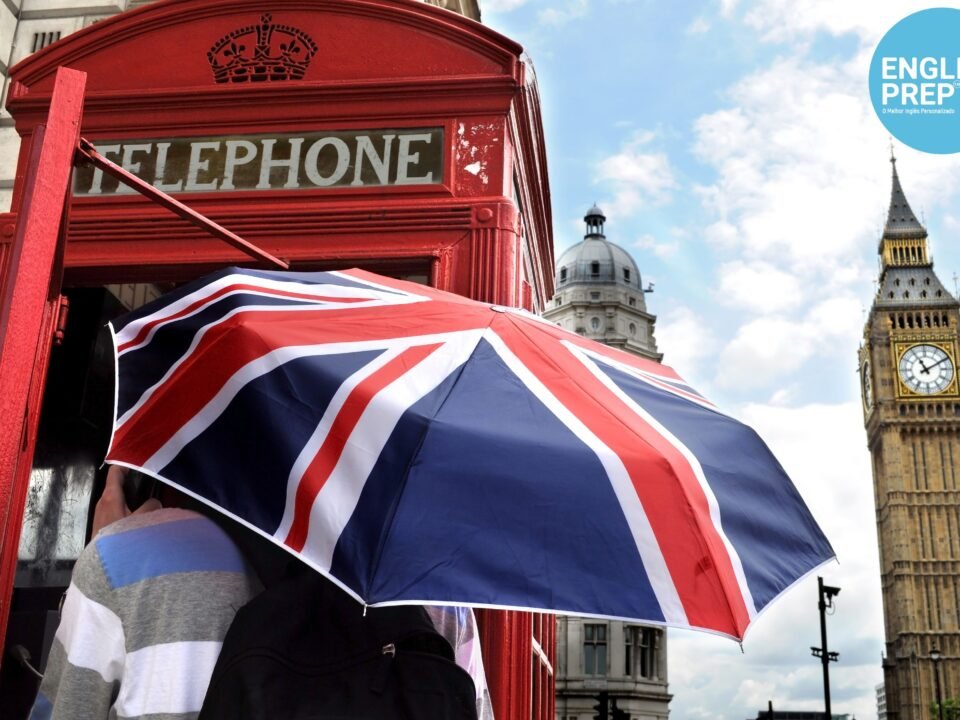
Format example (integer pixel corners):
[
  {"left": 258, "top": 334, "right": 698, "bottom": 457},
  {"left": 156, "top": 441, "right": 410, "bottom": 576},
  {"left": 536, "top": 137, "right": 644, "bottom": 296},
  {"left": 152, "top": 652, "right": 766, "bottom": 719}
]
[{"left": 17, "top": 465, "right": 94, "bottom": 589}]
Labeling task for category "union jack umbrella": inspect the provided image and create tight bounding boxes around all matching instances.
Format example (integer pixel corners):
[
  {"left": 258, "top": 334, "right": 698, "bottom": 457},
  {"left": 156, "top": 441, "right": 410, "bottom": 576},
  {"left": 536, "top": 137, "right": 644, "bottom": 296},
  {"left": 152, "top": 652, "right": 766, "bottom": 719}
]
[{"left": 106, "top": 267, "right": 834, "bottom": 640}]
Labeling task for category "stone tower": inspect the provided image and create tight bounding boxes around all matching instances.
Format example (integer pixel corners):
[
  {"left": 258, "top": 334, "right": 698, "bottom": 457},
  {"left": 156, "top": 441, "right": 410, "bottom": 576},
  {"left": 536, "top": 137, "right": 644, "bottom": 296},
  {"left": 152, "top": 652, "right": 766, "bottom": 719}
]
[
  {"left": 861, "top": 154, "right": 960, "bottom": 720},
  {"left": 545, "top": 206, "right": 669, "bottom": 720}
]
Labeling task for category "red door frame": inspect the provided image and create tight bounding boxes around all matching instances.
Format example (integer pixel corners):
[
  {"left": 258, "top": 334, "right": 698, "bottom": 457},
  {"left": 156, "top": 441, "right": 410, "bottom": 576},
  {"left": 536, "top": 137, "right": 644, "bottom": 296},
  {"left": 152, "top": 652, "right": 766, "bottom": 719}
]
[{"left": 0, "top": 66, "right": 86, "bottom": 653}]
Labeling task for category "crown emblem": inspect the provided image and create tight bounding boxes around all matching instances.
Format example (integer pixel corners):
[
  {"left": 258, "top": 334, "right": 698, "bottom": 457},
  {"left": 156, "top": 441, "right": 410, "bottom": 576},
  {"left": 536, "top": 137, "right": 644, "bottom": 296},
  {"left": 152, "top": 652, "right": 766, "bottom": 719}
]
[{"left": 208, "top": 14, "right": 318, "bottom": 83}]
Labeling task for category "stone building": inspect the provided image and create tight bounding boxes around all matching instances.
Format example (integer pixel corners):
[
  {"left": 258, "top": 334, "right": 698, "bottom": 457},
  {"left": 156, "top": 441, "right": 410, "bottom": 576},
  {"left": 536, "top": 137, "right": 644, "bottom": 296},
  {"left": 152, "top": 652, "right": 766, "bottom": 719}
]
[
  {"left": 544, "top": 205, "right": 669, "bottom": 720},
  {"left": 0, "top": 0, "right": 479, "bottom": 212},
  {"left": 860, "top": 155, "right": 960, "bottom": 720},
  {"left": 544, "top": 204, "right": 661, "bottom": 361}
]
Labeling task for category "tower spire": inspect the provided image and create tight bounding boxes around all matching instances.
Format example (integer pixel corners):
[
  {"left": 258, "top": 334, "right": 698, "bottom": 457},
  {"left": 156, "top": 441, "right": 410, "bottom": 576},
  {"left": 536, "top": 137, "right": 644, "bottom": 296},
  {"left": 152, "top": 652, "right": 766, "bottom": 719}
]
[
  {"left": 884, "top": 152, "right": 926, "bottom": 240},
  {"left": 879, "top": 150, "right": 930, "bottom": 268}
]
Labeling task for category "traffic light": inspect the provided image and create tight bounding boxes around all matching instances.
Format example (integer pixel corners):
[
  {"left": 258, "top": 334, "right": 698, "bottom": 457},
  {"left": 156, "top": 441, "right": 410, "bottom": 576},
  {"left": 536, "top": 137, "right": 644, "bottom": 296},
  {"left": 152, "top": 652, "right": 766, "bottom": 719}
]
[
  {"left": 611, "top": 697, "right": 629, "bottom": 720},
  {"left": 592, "top": 691, "right": 609, "bottom": 720}
]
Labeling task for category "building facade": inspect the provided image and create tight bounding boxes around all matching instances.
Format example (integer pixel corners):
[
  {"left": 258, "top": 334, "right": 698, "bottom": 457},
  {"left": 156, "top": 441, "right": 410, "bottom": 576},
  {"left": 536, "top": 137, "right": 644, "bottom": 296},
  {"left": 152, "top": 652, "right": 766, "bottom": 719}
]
[
  {"left": 0, "top": 0, "right": 479, "bottom": 213},
  {"left": 545, "top": 206, "right": 669, "bottom": 720},
  {"left": 860, "top": 156, "right": 960, "bottom": 720}
]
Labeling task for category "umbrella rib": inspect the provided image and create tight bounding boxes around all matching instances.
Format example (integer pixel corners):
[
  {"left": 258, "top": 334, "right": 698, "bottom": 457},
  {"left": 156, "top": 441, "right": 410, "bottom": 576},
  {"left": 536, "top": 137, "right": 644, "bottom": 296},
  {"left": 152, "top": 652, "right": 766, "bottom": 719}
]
[{"left": 363, "top": 322, "right": 491, "bottom": 600}]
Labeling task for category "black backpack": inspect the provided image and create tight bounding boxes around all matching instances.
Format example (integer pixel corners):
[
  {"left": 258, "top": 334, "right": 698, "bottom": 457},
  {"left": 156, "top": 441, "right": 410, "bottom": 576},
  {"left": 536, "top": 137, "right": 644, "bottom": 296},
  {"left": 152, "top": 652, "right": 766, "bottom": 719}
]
[{"left": 198, "top": 567, "right": 479, "bottom": 720}]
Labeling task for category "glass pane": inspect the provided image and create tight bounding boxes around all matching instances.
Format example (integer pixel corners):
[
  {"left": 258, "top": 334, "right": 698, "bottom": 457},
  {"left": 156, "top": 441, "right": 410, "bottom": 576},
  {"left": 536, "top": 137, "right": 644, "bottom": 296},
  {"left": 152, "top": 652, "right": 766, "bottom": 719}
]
[
  {"left": 397, "top": 273, "right": 429, "bottom": 285},
  {"left": 597, "top": 645, "right": 606, "bottom": 673},
  {"left": 17, "top": 462, "right": 95, "bottom": 588}
]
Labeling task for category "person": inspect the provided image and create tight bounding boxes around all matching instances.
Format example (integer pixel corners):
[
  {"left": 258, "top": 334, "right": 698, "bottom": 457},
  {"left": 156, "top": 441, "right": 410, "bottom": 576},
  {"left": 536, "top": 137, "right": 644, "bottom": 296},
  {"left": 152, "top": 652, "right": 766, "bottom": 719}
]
[
  {"left": 31, "top": 465, "right": 496, "bottom": 720},
  {"left": 29, "top": 465, "right": 262, "bottom": 720}
]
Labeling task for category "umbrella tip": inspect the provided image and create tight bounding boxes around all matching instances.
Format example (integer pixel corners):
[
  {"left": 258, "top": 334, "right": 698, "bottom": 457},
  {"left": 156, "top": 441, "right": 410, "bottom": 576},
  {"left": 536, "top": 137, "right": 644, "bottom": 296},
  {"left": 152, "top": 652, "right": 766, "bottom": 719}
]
[{"left": 490, "top": 305, "right": 507, "bottom": 313}]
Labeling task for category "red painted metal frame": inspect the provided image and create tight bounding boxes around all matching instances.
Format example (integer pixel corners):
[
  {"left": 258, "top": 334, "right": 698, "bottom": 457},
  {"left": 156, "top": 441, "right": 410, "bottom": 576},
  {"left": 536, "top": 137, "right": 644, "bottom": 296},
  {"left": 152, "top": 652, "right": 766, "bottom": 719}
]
[
  {"left": 76, "top": 138, "right": 289, "bottom": 270},
  {"left": 0, "top": 1, "right": 556, "bottom": 710},
  {"left": 0, "top": 67, "right": 86, "bottom": 651}
]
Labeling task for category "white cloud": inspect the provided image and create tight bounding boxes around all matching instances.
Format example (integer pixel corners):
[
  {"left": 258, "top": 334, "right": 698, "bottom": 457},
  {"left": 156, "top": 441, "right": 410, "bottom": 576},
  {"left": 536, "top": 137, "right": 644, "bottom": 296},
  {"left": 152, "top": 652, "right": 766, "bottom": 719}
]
[
  {"left": 732, "top": 677, "right": 779, "bottom": 710},
  {"left": 703, "top": 219, "right": 739, "bottom": 247},
  {"left": 655, "top": 306, "right": 721, "bottom": 387},
  {"left": 716, "top": 260, "right": 804, "bottom": 314},
  {"left": 693, "top": 56, "right": 883, "bottom": 271},
  {"left": 719, "top": 0, "right": 740, "bottom": 18},
  {"left": 742, "top": 0, "right": 934, "bottom": 45},
  {"left": 634, "top": 232, "right": 679, "bottom": 259},
  {"left": 715, "top": 296, "right": 862, "bottom": 390},
  {"left": 768, "top": 386, "right": 798, "bottom": 406},
  {"left": 595, "top": 132, "right": 678, "bottom": 217},
  {"left": 482, "top": 0, "right": 531, "bottom": 12},
  {"left": 687, "top": 45, "right": 960, "bottom": 420},
  {"left": 686, "top": 15, "right": 711, "bottom": 34},
  {"left": 717, "top": 316, "right": 812, "bottom": 389},
  {"left": 692, "top": 12, "right": 960, "bottom": 283},
  {"left": 538, "top": 0, "right": 589, "bottom": 25}
]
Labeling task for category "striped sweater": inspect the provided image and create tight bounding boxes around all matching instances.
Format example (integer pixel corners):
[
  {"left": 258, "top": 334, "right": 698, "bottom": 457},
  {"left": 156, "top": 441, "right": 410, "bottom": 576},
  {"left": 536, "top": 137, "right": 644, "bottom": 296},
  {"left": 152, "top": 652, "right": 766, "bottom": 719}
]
[{"left": 29, "top": 508, "right": 261, "bottom": 720}]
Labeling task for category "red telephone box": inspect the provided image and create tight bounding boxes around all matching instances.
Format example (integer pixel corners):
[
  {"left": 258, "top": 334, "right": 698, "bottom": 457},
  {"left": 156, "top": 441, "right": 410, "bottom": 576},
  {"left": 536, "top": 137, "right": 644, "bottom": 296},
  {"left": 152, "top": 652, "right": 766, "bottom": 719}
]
[{"left": 0, "top": 1, "right": 555, "bottom": 717}]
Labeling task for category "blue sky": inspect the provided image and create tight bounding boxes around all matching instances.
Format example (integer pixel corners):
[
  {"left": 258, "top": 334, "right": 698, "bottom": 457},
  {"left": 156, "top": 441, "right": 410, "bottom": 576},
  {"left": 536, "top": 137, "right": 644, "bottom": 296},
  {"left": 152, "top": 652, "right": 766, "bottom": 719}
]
[{"left": 480, "top": 2, "right": 960, "bottom": 719}]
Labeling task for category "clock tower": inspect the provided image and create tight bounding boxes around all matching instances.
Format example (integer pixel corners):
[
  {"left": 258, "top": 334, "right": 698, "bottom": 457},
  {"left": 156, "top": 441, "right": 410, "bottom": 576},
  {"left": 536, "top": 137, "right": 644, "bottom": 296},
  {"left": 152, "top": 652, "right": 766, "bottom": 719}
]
[{"left": 861, "top": 154, "right": 960, "bottom": 720}]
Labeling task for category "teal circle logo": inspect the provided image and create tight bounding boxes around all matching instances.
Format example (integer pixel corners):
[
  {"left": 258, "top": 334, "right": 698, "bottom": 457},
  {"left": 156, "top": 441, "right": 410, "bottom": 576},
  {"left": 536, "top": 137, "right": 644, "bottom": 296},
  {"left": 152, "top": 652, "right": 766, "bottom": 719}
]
[{"left": 870, "top": 8, "right": 960, "bottom": 154}]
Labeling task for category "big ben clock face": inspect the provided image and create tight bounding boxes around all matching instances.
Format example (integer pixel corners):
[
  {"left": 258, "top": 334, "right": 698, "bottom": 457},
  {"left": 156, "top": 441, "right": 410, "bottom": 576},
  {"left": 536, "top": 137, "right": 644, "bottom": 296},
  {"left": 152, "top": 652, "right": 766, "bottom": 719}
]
[
  {"left": 862, "top": 361, "right": 873, "bottom": 409},
  {"left": 898, "top": 343, "right": 956, "bottom": 394}
]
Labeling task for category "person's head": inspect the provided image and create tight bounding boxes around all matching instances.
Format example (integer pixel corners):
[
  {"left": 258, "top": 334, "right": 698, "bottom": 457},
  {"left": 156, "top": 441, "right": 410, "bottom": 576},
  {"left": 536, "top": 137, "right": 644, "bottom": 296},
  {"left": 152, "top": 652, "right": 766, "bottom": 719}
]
[{"left": 92, "top": 465, "right": 203, "bottom": 536}]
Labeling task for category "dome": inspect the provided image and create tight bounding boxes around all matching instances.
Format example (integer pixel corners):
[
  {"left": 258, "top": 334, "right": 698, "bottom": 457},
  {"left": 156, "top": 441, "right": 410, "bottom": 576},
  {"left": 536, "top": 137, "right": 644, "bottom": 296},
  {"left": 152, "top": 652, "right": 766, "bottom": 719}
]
[
  {"left": 556, "top": 206, "right": 643, "bottom": 290},
  {"left": 584, "top": 204, "right": 606, "bottom": 223}
]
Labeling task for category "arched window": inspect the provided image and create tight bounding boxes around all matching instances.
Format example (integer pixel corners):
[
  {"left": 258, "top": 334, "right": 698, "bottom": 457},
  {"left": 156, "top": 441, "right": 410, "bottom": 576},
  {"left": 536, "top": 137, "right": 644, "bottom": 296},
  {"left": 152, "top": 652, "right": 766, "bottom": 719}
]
[{"left": 590, "top": 317, "right": 601, "bottom": 331}]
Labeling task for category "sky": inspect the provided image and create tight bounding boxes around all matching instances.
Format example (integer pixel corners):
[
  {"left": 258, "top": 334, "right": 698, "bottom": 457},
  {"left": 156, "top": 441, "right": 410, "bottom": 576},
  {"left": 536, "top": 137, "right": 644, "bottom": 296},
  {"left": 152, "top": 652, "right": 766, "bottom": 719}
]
[{"left": 478, "top": 2, "right": 960, "bottom": 719}]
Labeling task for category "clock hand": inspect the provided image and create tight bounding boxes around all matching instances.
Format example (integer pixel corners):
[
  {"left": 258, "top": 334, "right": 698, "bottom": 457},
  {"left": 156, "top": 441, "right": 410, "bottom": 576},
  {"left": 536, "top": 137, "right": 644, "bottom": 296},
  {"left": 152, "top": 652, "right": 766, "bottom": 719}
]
[
  {"left": 929, "top": 356, "right": 952, "bottom": 370},
  {"left": 918, "top": 358, "right": 933, "bottom": 374}
]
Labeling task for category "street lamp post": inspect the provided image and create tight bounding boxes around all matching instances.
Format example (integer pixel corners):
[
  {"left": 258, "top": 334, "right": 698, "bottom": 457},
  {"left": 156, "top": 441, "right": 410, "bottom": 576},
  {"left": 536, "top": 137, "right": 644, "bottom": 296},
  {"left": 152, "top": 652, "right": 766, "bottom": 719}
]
[
  {"left": 811, "top": 577, "right": 841, "bottom": 720},
  {"left": 931, "top": 648, "right": 944, "bottom": 720}
]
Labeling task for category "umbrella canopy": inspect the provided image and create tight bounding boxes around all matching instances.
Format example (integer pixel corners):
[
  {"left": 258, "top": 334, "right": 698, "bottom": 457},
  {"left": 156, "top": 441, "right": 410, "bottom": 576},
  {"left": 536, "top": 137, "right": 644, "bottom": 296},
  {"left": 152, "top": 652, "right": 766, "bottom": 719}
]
[{"left": 106, "top": 267, "right": 834, "bottom": 640}]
